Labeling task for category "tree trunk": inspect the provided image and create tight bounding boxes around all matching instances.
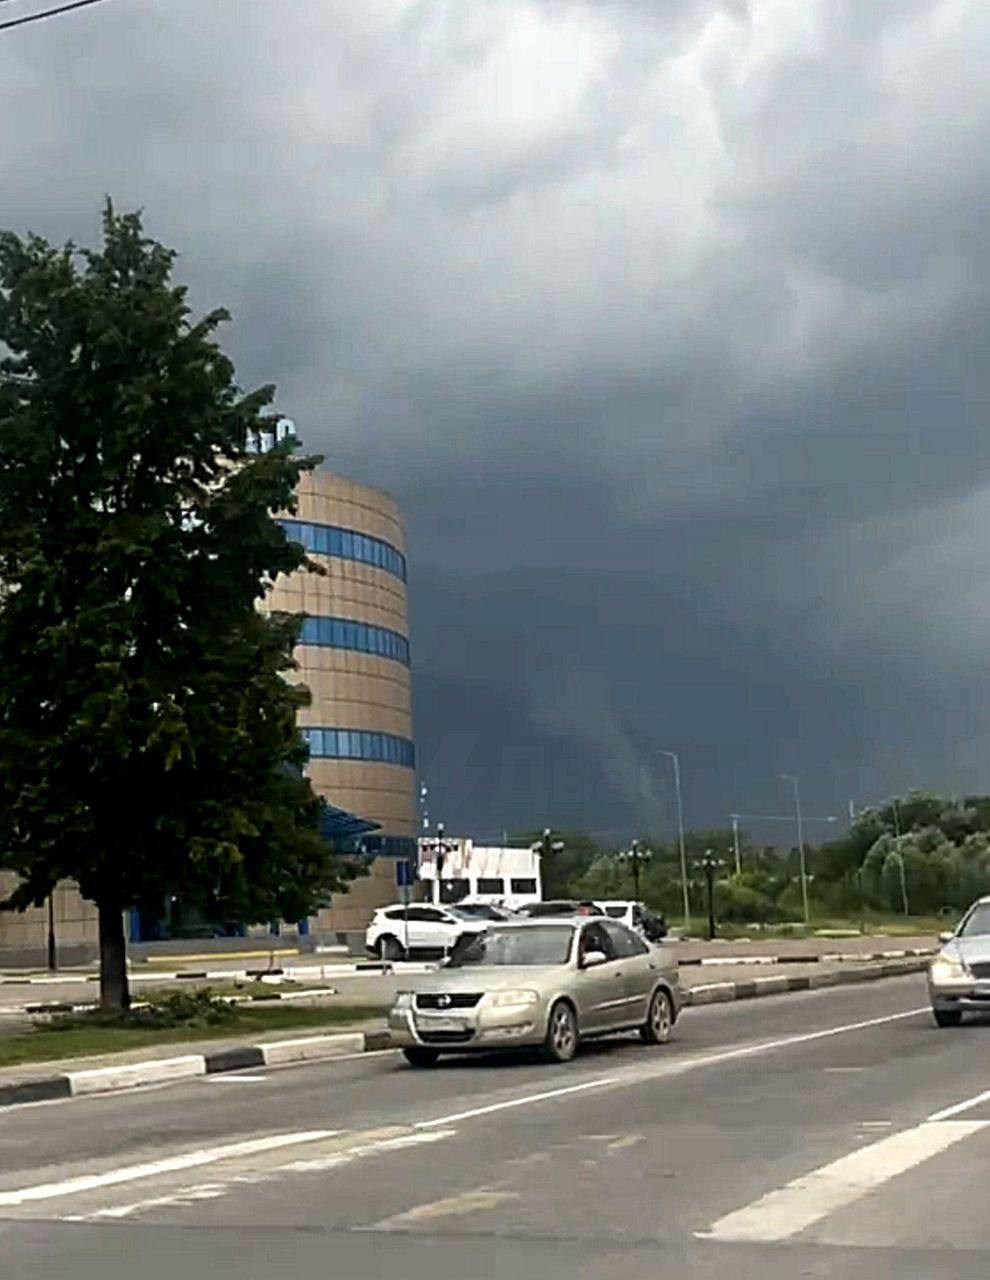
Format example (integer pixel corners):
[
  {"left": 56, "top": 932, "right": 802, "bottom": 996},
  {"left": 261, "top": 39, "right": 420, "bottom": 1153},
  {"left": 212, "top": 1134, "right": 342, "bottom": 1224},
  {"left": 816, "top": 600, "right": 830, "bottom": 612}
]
[{"left": 98, "top": 897, "right": 130, "bottom": 1011}]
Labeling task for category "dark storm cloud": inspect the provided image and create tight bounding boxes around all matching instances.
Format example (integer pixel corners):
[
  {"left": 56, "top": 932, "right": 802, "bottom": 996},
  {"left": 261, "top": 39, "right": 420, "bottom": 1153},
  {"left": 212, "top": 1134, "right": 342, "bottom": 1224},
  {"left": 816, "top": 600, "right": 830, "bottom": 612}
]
[{"left": 3, "top": 0, "right": 989, "bottom": 842}]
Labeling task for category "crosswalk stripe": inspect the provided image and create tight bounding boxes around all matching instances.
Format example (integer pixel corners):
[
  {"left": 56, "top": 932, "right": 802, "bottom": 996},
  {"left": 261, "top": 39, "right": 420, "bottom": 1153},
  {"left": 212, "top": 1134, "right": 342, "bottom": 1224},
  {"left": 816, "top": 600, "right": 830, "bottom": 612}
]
[{"left": 698, "top": 1119, "right": 988, "bottom": 1243}]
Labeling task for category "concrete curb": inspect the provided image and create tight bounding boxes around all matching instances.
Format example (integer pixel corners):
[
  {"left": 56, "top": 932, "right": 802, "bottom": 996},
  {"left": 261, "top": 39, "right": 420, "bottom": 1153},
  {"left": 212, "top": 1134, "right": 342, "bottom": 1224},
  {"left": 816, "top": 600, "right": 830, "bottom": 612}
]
[
  {"left": 682, "top": 957, "right": 930, "bottom": 1005},
  {"left": 677, "top": 947, "right": 935, "bottom": 967},
  {"left": 0, "top": 961, "right": 434, "bottom": 987},
  {"left": 0, "top": 1028, "right": 386, "bottom": 1109},
  {"left": 0, "top": 958, "right": 931, "bottom": 1109}
]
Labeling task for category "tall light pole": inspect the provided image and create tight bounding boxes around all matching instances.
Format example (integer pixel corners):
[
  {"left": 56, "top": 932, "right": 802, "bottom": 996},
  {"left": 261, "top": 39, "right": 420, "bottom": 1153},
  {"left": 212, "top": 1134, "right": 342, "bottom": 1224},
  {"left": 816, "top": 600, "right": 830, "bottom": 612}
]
[
  {"left": 660, "top": 750, "right": 691, "bottom": 929},
  {"left": 617, "top": 839, "right": 652, "bottom": 902},
  {"left": 729, "top": 815, "right": 742, "bottom": 876},
  {"left": 781, "top": 774, "right": 809, "bottom": 923},
  {"left": 889, "top": 848, "right": 910, "bottom": 916},
  {"left": 695, "top": 851, "right": 726, "bottom": 941}
]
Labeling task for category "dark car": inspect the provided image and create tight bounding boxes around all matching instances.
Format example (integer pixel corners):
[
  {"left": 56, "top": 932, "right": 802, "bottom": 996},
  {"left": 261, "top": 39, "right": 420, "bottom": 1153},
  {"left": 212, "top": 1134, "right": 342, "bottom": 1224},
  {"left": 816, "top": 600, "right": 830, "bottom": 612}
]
[{"left": 515, "top": 900, "right": 606, "bottom": 918}]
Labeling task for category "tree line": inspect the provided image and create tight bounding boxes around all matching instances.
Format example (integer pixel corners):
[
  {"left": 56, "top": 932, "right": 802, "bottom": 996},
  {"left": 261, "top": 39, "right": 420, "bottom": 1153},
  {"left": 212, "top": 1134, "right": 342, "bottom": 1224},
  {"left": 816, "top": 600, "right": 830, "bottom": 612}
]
[{"left": 537, "top": 791, "right": 990, "bottom": 924}]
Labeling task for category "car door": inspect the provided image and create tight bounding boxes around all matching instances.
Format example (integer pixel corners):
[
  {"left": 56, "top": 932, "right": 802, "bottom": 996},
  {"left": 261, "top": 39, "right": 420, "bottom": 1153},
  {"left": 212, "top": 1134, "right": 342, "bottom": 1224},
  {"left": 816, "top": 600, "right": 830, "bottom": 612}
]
[
  {"left": 601, "top": 920, "right": 654, "bottom": 1024},
  {"left": 574, "top": 921, "right": 626, "bottom": 1032},
  {"left": 413, "top": 907, "right": 456, "bottom": 951}
]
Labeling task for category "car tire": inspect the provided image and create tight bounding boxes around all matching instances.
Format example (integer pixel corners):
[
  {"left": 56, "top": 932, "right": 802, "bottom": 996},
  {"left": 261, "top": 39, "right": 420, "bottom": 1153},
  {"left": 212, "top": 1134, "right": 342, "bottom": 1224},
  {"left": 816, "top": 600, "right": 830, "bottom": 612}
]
[
  {"left": 933, "top": 1007, "right": 963, "bottom": 1028},
  {"left": 640, "top": 988, "right": 674, "bottom": 1045},
  {"left": 403, "top": 1047, "right": 440, "bottom": 1068},
  {"left": 378, "top": 936, "right": 406, "bottom": 962},
  {"left": 544, "top": 1000, "right": 579, "bottom": 1063}
]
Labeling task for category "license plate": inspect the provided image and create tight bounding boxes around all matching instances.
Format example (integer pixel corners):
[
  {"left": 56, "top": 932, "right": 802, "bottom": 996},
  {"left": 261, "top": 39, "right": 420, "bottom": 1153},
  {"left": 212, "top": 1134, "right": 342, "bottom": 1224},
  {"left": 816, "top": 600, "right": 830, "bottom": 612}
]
[{"left": 416, "top": 1016, "right": 466, "bottom": 1032}]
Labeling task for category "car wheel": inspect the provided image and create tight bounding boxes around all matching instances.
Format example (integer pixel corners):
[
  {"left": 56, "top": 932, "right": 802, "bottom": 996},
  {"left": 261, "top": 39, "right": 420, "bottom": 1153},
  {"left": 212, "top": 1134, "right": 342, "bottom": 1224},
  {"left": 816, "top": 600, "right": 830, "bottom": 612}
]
[
  {"left": 378, "top": 936, "right": 406, "bottom": 962},
  {"left": 403, "top": 1047, "right": 440, "bottom": 1068},
  {"left": 934, "top": 1007, "right": 963, "bottom": 1028},
  {"left": 641, "top": 988, "right": 673, "bottom": 1045},
  {"left": 544, "top": 1000, "right": 579, "bottom": 1063}
]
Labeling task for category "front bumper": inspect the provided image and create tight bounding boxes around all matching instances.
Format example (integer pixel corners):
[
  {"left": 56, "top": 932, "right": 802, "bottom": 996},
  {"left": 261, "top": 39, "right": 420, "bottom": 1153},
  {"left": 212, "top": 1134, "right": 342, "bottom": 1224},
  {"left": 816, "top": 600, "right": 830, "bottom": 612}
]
[
  {"left": 928, "top": 977, "right": 990, "bottom": 1012},
  {"left": 387, "top": 1002, "right": 543, "bottom": 1052}
]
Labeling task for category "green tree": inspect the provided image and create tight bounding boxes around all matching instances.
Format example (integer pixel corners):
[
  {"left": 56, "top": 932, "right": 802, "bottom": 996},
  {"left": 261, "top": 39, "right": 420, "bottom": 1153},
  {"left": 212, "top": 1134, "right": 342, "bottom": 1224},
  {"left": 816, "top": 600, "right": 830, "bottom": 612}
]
[{"left": 0, "top": 204, "right": 349, "bottom": 1009}]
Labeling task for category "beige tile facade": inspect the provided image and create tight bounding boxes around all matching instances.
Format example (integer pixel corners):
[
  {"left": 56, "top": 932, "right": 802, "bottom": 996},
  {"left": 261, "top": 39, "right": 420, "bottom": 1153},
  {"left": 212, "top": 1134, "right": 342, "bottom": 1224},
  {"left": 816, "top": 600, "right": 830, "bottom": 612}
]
[
  {"left": 0, "top": 469, "right": 415, "bottom": 961},
  {"left": 269, "top": 468, "right": 416, "bottom": 937},
  {"left": 0, "top": 874, "right": 98, "bottom": 963}
]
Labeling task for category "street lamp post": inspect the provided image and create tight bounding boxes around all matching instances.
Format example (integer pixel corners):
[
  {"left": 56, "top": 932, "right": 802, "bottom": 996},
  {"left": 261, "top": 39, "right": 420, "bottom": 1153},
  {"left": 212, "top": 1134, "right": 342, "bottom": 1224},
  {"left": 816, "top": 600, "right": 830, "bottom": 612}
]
[
  {"left": 617, "top": 840, "right": 653, "bottom": 902},
  {"left": 695, "top": 851, "right": 726, "bottom": 941},
  {"left": 660, "top": 751, "right": 691, "bottom": 930},
  {"left": 781, "top": 774, "right": 809, "bottom": 924}
]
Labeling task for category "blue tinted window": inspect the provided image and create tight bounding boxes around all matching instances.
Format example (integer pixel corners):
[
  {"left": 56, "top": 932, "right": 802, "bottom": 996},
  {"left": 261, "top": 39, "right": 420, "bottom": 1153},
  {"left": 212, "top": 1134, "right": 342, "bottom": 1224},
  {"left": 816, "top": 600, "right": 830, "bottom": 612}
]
[
  {"left": 278, "top": 520, "right": 406, "bottom": 582},
  {"left": 296, "top": 615, "right": 409, "bottom": 667},
  {"left": 304, "top": 727, "right": 415, "bottom": 769}
]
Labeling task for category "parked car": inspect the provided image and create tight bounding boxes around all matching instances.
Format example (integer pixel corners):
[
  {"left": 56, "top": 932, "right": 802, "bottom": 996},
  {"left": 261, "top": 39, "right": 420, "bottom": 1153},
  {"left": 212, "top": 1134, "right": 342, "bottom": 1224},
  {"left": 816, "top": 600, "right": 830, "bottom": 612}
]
[
  {"left": 601, "top": 900, "right": 668, "bottom": 942},
  {"left": 928, "top": 896, "right": 990, "bottom": 1026},
  {"left": 387, "top": 915, "right": 682, "bottom": 1067},
  {"left": 514, "top": 899, "right": 606, "bottom": 918},
  {"left": 449, "top": 901, "right": 512, "bottom": 921},
  {"left": 365, "top": 904, "right": 488, "bottom": 960}
]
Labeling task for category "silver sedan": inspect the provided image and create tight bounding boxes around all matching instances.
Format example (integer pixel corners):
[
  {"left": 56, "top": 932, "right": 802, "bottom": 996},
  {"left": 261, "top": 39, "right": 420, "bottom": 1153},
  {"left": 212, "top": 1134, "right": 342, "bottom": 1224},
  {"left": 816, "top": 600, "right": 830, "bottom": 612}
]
[
  {"left": 928, "top": 896, "right": 990, "bottom": 1026},
  {"left": 387, "top": 916, "right": 681, "bottom": 1067}
]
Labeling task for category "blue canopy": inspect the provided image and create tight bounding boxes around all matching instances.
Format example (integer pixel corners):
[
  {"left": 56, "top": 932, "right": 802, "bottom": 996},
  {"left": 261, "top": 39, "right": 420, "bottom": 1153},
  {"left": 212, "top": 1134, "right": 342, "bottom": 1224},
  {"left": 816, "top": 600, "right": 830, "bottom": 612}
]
[{"left": 318, "top": 801, "right": 381, "bottom": 846}]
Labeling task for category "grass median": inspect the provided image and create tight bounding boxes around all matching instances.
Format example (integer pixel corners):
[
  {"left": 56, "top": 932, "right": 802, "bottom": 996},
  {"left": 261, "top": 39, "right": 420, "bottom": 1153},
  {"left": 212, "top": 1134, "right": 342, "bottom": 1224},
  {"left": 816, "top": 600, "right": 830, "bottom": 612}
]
[{"left": 0, "top": 991, "right": 389, "bottom": 1070}]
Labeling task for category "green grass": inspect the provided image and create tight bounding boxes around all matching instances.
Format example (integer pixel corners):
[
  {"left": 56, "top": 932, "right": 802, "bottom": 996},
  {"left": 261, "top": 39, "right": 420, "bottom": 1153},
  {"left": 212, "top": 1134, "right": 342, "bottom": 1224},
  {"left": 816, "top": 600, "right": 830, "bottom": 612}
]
[
  {"left": 0, "top": 1002, "right": 387, "bottom": 1070},
  {"left": 669, "top": 915, "right": 944, "bottom": 940}
]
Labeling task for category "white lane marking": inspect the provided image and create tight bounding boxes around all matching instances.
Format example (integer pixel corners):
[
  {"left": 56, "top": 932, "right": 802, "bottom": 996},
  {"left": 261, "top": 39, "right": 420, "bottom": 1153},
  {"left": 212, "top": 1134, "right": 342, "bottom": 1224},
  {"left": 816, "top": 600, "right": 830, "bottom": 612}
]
[
  {"left": 0, "top": 1004, "right": 928, "bottom": 1208},
  {"left": 928, "top": 1086, "right": 990, "bottom": 1122},
  {"left": 607, "top": 1134, "right": 643, "bottom": 1151},
  {"left": 411, "top": 1006, "right": 927, "bottom": 1132},
  {"left": 65, "top": 1131, "right": 459, "bottom": 1220},
  {"left": 414, "top": 1076, "right": 623, "bottom": 1128},
  {"left": 0, "top": 1130, "right": 339, "bottom": 1207},
  {"left": 66, "top": 1182, "right": 230, "bottom": 1221},
  {"left": 369, "top": 1188, "right": 519, "bottom": 1230},
  {"left": 281, "top": 1128, "right": 455, "bottom": 1173},
  {"left": 699, "top": 1119, "right": 987, "bottom": 1242}
]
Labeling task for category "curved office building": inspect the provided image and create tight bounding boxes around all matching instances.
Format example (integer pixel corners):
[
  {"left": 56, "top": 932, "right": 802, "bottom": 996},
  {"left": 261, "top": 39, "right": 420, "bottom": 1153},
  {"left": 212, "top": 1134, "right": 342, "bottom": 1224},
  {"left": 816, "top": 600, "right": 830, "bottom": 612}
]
[{"left": 269, "top": 469, "right": 416, "bottom": 935}]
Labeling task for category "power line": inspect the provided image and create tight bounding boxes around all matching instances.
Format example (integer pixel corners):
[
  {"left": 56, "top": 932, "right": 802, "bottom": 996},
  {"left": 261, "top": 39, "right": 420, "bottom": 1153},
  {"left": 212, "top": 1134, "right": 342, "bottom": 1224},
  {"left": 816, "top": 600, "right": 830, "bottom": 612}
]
[{"left": 0, "top": 0, "right": 120, "bottom": 32}]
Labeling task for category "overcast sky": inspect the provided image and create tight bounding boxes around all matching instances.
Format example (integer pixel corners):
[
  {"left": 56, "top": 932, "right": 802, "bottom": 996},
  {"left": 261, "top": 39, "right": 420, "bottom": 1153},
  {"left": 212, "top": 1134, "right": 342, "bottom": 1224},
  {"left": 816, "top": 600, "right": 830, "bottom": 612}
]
[{"left": 4, "top": 0, "right": 990, "bottom": 844}]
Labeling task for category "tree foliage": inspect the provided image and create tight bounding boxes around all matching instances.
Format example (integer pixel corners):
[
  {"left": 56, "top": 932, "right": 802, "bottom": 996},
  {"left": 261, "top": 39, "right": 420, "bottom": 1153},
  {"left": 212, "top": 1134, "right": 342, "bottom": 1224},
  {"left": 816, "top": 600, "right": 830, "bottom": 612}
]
[{"left": 0, "top": 203, "right": 352, "bottom": 1005}]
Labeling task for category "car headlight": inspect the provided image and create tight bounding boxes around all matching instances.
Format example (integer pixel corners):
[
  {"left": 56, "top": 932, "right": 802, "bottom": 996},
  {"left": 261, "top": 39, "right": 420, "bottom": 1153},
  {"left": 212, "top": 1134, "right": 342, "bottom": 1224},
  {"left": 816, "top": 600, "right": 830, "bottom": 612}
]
[
  {"left": 393, "top": 991, "right": 414, "bottom": 1008},
  {"left": 930, "top": 955, "right": 968, "bottom": 984},
  {"left": 486, "top": 990, "right": 540, "bottom": 1009}
]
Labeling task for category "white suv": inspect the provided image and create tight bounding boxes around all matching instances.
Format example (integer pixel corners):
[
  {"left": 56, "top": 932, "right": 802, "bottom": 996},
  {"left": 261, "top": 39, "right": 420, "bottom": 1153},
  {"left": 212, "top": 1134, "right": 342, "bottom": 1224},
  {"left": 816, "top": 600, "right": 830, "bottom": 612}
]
[{"left": 365, "top": 905, "right": 488, "bottom": 960}]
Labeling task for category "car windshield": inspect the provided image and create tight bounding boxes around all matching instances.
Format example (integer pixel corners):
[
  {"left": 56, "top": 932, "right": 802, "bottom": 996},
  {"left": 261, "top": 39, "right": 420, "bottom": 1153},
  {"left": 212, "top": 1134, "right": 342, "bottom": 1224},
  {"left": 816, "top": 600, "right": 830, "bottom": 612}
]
[
  {"left": 604, "top": 905, "right": 627, "bottom": 918},
  {"left": 959, "top": 905, "right": 990, "bottom": 937},
  {"left": 449, "top": 925, "right": 574, "bottom": 967},
  {"left": 450, "top": 904, "right": 501, "bottom": 920}
]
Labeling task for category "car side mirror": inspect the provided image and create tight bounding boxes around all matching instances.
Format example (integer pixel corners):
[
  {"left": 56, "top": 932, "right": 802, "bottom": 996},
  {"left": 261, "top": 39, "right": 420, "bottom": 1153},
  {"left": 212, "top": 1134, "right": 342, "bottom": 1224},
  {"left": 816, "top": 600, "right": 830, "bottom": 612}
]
[
  {"left": 581, "top": 950, "right": 608, "bottom": 969},
  {"left": 939, "top": 931, "right": 954, "bottom": 944}
]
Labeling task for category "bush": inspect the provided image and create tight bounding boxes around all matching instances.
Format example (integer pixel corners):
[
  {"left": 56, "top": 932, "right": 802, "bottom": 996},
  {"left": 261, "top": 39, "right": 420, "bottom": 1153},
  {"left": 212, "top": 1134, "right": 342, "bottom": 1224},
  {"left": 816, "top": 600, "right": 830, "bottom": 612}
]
[{"left": 50, "top": 988, "right": 237, "bottom": 1032}]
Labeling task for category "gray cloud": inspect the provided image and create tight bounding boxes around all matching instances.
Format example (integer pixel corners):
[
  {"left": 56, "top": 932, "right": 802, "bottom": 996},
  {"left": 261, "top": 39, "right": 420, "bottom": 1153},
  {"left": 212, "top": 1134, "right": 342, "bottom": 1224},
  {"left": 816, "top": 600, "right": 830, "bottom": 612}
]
[{"left": 3, "top": 0, "right": 989, "bottom": 844}]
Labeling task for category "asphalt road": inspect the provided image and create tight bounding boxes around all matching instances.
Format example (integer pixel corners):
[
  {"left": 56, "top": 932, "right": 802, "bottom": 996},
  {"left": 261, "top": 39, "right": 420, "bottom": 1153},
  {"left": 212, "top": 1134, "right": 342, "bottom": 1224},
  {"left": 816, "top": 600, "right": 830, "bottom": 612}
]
[{"left": 2, "top": 974, "right": 988, "bottom": 1278}]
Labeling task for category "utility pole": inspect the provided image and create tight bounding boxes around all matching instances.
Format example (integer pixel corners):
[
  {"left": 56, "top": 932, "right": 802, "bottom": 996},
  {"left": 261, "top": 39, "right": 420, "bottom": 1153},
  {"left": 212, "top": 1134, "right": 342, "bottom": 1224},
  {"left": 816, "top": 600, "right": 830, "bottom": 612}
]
[
  {"left": 781, "top": 774, "right": 809, "bottom": 923},
  {"left": 730, "top": 815, "right": 742, "bottom": 876},
  {"left": 46, "top": 890, "right": 57, "bottom": 973},
  {"left": 660, "top": 751, "right": 691, "bottom": 929}
]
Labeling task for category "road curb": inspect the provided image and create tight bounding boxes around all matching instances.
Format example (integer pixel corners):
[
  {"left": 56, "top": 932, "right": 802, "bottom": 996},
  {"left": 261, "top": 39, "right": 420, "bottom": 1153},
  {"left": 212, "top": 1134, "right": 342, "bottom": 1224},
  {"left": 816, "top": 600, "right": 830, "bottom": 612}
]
[
  {"left": 681, "top": 957, "right": 929, "bottom": 1005},
  {"left": 0, "top": 1028, "right": 387, "bottom": 1109},
  {"left": 677, "top": 947, "right": 934, "bottom": 967},
  {"left": 0, "top": 959, "right": 931, "bottom": 1108}
]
